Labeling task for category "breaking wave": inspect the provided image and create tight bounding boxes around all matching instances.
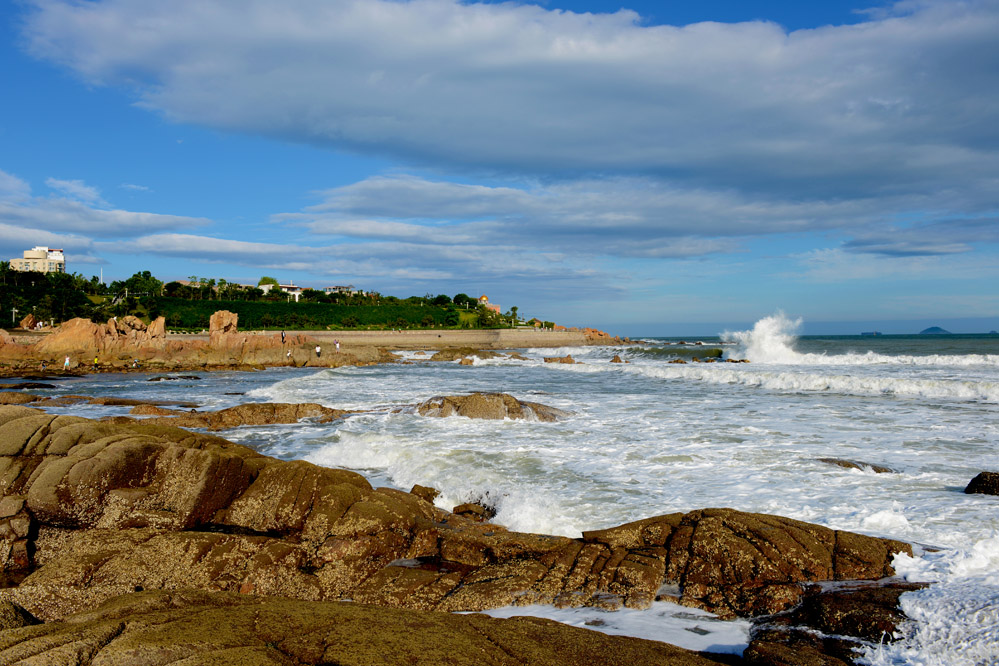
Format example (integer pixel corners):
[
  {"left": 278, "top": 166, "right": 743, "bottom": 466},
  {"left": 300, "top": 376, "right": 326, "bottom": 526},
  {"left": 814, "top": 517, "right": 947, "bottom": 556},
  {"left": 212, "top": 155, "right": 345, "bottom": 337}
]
[{"left": 723, "top": 313, "right": 999, "bottom": 367}]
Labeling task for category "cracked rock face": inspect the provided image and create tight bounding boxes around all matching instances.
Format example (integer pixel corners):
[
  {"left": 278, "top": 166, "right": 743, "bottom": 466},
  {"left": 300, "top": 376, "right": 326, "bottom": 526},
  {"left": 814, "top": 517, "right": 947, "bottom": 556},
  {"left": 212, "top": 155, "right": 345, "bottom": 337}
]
[{"left": 0, "top": 405, "right": 910, "bottom": 626}]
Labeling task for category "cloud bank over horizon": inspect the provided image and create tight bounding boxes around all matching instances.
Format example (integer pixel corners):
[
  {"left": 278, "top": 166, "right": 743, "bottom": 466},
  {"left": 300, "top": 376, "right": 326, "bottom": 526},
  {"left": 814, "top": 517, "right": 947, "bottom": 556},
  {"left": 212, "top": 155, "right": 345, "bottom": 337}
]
[{"left": 3, "top": 0, "right": 998, "bottom": 328}]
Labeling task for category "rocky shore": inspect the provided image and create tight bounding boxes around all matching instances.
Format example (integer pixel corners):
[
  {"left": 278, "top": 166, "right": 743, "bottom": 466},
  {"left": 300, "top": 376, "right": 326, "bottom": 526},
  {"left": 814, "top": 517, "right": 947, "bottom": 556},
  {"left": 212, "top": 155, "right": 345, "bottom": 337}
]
[
  {"left": 0, "top": 311, "right": 626, "bottom": 374},
  {"left": 0, "top": 313, "right": 928, "bottom": 664},
  {"left": 0, "top": 397, "right": 920, "bottom": 664}
]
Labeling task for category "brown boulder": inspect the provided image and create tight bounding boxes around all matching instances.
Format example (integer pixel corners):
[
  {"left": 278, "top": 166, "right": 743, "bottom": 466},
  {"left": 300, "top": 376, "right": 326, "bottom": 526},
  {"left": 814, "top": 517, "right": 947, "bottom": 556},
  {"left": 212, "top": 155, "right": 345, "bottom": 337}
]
[
  {"left": 209, "top": 309, "right": 239, "bottom": 346},
  {"left": 18, "top": 314, "right": 40, "bottom": 331},
  {"left": 415, "top": 393, "right": 569, "bottom": 422},
  {"left": 965, "top": 471, "right": 999, "bottom": 495},
  {"left": 31, "top": 315, "right": 168, "bottom": 356}
]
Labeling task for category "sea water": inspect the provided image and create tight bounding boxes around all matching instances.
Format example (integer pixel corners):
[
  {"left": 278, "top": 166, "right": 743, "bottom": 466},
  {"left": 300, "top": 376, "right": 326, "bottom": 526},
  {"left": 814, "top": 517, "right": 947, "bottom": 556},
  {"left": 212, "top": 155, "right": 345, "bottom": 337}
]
[{"left": 30, "top": 314, "right": 999, "bottom": 664}]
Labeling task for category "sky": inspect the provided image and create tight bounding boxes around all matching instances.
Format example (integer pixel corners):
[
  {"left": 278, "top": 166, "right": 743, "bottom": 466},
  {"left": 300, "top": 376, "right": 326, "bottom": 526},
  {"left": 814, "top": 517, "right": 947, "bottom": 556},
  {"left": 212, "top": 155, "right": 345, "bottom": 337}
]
[{"left": 2, "top": 0, "right": 998, "bottom": 336}]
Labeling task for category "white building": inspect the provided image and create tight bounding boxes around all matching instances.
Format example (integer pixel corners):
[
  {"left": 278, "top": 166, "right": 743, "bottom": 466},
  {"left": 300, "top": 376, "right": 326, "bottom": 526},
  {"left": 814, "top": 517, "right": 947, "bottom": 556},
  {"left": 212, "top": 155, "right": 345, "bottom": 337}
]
[
  {"left": 260, "top": 282, "right": 303, "bottom": 302},
  {"left": 10, "top": 246, "right": 65, "bottom": 274},
  {"left": 324, "top": 285, "right": 364, "bottom": 296}
]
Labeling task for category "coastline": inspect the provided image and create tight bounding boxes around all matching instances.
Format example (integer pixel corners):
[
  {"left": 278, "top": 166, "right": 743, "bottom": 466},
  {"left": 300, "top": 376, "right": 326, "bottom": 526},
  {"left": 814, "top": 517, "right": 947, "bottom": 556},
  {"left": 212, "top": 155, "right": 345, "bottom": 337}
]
[{"left": 0, "top": 313, "right": 627, "bottom": 374}]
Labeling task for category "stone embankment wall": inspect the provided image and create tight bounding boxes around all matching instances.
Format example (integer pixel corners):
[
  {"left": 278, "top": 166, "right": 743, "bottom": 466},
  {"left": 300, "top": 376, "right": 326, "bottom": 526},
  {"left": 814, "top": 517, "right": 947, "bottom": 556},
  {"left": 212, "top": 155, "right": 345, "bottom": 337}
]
[{"left": 168, "top": 328, "right": 594, "bottom": 349}]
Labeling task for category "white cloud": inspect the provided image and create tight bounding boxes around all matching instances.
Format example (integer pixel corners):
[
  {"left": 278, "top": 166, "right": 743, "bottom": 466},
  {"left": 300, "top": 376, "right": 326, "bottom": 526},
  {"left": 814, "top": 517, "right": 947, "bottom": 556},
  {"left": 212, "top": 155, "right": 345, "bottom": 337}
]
[
  {"left": 0, "top": 170, "right": 209, "bottom": 238},
  {"left": 45, "top": 177, "right": 105, "bottom": 205},
  {"left": 0, "top": 170, "right": 32, "bottom": 201},
  {"left": 20, "top": 0, "right": 999, "bottom": 210},
  {"left": 284, "top": 173, "right": 963, "bottom": 259}
]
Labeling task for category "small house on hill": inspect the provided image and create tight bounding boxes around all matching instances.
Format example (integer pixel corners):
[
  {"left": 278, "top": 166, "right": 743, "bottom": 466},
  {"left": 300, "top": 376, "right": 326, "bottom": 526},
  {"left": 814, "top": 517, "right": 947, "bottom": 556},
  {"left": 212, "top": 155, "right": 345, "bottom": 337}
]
[{"left": 261, "top": 282, "right": 303, "bottom": 302}]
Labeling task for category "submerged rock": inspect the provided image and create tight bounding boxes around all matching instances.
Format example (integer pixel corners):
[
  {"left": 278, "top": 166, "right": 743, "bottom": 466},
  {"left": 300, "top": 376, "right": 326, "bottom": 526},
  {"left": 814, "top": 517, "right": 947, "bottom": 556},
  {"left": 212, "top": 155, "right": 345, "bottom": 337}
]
[
  {"left": 816, "top": 458, "right": 896, "bottom": 474},
  {"left": 416, "top": 392, "right": 569, "bottom": 422}
]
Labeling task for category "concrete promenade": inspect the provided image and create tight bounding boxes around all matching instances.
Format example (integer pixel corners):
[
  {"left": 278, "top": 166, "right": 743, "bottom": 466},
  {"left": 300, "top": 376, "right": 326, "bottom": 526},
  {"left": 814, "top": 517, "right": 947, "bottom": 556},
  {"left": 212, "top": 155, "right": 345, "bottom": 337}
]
[{"left": 167, "top": 328, "right": 593, "bottom": 350}]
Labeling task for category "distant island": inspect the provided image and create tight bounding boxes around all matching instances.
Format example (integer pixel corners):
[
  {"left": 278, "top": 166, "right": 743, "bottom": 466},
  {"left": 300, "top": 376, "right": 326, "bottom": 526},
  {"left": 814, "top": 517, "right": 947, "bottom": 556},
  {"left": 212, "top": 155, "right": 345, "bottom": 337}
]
[{"left": 919, "top": 326, "right": 952, "bottom": 335}]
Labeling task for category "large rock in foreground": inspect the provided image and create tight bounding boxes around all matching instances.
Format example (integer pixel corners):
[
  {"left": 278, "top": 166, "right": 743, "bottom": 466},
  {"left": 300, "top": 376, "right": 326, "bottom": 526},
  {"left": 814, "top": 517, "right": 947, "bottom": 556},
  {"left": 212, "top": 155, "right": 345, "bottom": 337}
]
[
  {"left": 0, "top": 405, "right": 910, "bottom": 625},
  {"left": 416, "top": 392, "right": 569, "bottom": 422},
  {"left": 0, "top": 589, "right": 727, "bottom": 666}
]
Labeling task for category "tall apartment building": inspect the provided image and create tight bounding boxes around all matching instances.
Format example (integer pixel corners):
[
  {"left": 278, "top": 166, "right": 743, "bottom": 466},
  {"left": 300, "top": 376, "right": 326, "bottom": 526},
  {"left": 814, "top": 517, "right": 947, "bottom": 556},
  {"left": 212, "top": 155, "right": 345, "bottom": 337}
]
[{"left": 9, "top": 246, "right": 66, "bottom": 274}]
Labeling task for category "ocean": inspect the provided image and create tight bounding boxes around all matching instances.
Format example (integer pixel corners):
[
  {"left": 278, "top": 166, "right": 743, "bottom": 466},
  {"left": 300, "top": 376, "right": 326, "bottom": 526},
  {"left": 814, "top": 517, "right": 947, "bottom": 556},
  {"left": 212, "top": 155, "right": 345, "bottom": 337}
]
[{"left": 33, "top": 313, "right": 999, "bottom": 664}]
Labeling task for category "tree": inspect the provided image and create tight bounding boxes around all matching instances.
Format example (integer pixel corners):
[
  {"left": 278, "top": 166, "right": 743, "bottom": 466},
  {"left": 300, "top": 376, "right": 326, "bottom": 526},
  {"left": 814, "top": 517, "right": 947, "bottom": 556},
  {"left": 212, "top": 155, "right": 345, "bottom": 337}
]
[
  {"left": 453, "top": 293, "right": 473, "bottom": 309},
  {"left": 258, "top": 276, "right": 279, "bottom": 287},
  {"left": 432, "top": 294, "right": 452, "bottom": 307}
]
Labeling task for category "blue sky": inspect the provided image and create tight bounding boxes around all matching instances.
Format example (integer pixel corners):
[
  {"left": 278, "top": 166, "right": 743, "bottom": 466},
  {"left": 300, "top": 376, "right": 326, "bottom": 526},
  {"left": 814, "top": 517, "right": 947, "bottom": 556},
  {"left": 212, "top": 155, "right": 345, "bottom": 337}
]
[{"left": 2, "top": 0, "right": 998, "bottom": 336}]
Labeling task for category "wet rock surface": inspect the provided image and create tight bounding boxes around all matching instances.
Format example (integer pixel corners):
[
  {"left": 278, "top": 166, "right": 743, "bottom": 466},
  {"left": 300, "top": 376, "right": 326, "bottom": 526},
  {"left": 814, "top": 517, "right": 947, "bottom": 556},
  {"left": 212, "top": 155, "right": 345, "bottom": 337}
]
[
  {"left": 743, "top": 581, "right": 927, "bottom": 665},
  {"left": 415, "top": 392, "right": 570, "bottom": 422}
]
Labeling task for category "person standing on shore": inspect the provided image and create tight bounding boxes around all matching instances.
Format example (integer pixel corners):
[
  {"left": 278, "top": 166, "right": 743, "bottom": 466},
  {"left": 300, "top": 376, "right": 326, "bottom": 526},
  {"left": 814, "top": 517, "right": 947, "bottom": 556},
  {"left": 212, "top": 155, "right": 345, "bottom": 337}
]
[
  {"left": 93, "top": 356, "right": 99, "bottom": 371},
  {"left": 335, "top": 339, "right": 340, "bottom": 352},
  {"left": 281, "top": 330, "right": 286, "bottom": 344},
  {"left": 315, "top": 345, "right": 321, "bottom": 358},
  {"left": 63, "top": 356, "right": 70, "bottom": 370}
]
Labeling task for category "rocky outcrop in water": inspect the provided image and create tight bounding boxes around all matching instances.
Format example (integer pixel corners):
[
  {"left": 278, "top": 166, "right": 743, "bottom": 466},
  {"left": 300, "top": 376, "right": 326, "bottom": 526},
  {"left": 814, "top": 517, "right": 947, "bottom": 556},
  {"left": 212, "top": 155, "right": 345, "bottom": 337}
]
[
  {"left": 816, "top": 458, "right": 896, "bottom": 474},
  {"left": 415, "top": 392, "right": 569, "bottom": 422},
  {"left": 544, "top": 355, "right": 577, "bottom": 364},
  {"left": 0, "top": 405, "right": 910, "bottom": 628},
  {"left": 744, "top": 581, "right": 927, "bottom": 665},
  {"left": 429, "top": 347, "right": 502, "bottom": 362},
  {"left": 124, "top": 401, "right": 354, "bottom": 430},
  {"left": 964, "top": 471, "right": 999, "bottom": 495}
]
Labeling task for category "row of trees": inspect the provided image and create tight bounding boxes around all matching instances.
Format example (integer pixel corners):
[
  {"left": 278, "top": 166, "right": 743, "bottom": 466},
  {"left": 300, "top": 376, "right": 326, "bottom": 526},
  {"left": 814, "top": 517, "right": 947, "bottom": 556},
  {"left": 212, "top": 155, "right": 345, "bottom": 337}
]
[{"left": 0, "top": 265, "right": 525, "bottom": 331}]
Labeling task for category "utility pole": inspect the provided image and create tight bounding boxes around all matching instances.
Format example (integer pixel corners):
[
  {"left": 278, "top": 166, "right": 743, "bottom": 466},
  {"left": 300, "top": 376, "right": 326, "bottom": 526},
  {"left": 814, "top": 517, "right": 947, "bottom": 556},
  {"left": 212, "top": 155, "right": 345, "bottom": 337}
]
[{"left": 11, "top": 307, "right": 17, "bottom": 325}]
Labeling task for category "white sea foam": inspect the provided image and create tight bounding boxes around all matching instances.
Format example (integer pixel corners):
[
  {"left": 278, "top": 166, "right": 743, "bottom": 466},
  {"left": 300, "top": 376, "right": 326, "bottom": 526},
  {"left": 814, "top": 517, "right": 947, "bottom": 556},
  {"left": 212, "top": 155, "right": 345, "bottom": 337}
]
[
  {"left": 546, "top": 357, "right": 999, "bottom": 403},
  {"left": 479, "top": 601, "right": 751, "bottom": 655},
  {"left": 861, "top": 538, "right": 999, "bottom": 665}
]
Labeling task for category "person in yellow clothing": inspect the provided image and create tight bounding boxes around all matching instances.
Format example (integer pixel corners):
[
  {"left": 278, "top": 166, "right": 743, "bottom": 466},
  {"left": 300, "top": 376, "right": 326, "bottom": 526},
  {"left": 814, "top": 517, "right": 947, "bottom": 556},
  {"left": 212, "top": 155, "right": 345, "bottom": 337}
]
[{"left": 93, "top": 356, "right": 99, "bottom": 371}]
